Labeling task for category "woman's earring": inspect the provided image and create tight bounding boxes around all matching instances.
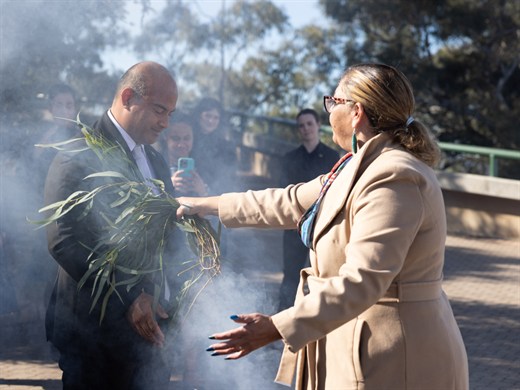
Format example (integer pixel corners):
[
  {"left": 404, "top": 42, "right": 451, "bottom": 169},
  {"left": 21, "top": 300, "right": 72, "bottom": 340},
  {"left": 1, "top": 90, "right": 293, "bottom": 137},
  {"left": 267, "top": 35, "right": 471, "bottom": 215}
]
[{"left": 351, "top": 129, "right": 358, "bottom": 154}]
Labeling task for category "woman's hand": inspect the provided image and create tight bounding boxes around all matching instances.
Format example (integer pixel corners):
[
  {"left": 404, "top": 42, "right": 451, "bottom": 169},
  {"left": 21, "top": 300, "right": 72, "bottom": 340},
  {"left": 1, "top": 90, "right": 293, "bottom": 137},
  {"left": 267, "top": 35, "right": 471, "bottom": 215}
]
[
  {"left": 171, "top": 170, "right": 208, "bottom": 196},
  {"left": 176, "top": 196, "right": 220, "bottom": 218},
  {"left": 205, "top": 313, "right": 282, "bottom": 360},
  {"left": 189, "top": 171, "right": 209, "bottom": 196}
]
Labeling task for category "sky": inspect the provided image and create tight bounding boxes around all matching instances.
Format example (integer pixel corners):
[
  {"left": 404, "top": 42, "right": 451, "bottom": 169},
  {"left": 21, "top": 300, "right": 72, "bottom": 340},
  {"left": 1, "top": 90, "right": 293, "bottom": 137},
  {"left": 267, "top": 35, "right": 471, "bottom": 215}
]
[
  {"left": 271, "top": 0, "right": 321, "bottom": 26},
  {"left": 102, "top": 0, "right": 321, "bottom": 72}
]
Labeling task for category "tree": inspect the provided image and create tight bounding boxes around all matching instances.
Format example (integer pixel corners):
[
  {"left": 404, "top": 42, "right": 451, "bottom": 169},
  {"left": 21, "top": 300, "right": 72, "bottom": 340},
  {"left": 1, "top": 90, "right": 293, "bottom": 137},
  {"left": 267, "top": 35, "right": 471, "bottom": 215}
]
[
  {"left": 228, "top": 24, "right": 344, "bottom": 116},
  {"left": 320, "top": 0, "right": 520, "bottom": 172},
  {"left": 133, "top": 1, "right": 210, "bottom": 78},
  {"left": 133, "top": 0, "right": 289, "bottom": 107},
  {"left": 0, "top": 1, "right": 132, "bottom": 120},
  {"left": 0, "top": 0, "right": 157, "bottom": 166}
]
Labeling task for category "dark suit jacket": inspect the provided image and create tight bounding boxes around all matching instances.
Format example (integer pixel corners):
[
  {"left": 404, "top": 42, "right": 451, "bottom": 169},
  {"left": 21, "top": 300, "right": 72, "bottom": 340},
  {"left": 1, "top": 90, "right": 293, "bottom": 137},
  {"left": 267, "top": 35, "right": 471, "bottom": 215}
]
[{"left": 44, "top": 111, "right": 175, "bottom": 350}]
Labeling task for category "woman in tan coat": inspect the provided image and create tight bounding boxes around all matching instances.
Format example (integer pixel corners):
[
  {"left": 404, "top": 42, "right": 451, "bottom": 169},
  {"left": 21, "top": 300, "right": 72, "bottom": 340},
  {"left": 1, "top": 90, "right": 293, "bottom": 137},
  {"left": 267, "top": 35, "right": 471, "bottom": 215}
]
[{"left": 177, "top": 63, "right": 469, "bottom": 389}]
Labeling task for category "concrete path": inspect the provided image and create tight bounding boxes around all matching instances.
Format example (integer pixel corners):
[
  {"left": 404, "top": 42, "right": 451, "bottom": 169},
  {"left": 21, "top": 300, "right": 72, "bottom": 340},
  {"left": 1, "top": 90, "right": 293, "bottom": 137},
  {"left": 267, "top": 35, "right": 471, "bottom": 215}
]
[{"left": 0, "top": 233, "right": 518, "bottom": 389}]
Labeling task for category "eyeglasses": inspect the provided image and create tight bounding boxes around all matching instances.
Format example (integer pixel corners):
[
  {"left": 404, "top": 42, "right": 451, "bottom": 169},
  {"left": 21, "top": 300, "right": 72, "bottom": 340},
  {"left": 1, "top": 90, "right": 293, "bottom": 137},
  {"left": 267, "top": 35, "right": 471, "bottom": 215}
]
[{"left": 323, "top": 96, "right": 354, "bottom": 114}]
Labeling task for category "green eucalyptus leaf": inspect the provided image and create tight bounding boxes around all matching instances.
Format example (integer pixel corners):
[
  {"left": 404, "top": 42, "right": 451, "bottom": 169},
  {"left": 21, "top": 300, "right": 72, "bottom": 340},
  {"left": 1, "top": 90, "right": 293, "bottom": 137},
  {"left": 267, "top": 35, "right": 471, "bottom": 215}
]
[{"left": 34, "top": 121, "right": 221, "bottom": 325}]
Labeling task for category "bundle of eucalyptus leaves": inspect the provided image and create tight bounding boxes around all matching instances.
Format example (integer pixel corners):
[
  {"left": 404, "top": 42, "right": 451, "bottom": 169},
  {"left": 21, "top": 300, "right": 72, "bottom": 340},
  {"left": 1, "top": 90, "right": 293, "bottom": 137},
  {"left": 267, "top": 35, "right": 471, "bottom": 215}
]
[{"left": 35, "top": 119, "right": 221, "bottom": 324}]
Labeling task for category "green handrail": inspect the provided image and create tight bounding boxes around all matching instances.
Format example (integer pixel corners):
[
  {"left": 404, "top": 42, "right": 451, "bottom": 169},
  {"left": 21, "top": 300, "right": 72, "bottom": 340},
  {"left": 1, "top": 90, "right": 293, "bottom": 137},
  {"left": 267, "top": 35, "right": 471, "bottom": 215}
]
[
  {"left": 324, "top": 125, "right": 520, "bottom": 177},
  {"left": 228, "top": 111, "right": 520, "bottom": 177},
  {"left": 436, "top": 142, "right": 520, "bottom": 177}
]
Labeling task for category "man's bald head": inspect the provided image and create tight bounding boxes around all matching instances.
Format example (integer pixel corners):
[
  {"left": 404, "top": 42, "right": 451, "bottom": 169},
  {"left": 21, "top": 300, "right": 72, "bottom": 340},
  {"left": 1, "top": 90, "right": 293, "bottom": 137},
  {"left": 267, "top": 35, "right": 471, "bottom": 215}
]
[
  {"left": 114, "top": 61, "right": 177, "bottom": 104},
  {"left": 111, "top": 62, "right": 178, "bottom": 145}
]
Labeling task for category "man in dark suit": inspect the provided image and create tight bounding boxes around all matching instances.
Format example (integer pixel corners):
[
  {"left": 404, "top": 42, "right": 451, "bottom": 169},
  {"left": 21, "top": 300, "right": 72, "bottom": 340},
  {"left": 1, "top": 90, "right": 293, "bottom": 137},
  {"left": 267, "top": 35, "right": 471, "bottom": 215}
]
[
  {"left": 277, "top": 108, "right": 339, "bottom": 311},
  {"left": 44, "top": 61, "right": 178, "bottom": 389}
]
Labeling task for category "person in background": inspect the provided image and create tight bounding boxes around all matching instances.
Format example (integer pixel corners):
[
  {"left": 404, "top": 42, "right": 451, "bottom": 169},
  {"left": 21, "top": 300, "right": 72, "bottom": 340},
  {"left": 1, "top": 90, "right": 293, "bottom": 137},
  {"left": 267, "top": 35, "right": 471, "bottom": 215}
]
[
  {"left": 155, "top": 111, "right": 211, "bottom": 388},
  {"left": 176, "top": 63, "right": 469, "bottom": 389},
  {"left": 277, "top": 108, "right": 339, "bottom": 310},
  {"left": 190, "top": 97, "right": 238, "bottom": 195},
  {"left": 189, "top": 97, "right": 239, "bottom": 259},
  {"left": 0, "top": 231, "right": 18, "bottom": 316},
  {"left": 44, "top": 61, "right": 178, "bottom": 389},
  {"left": 27, "top": 84, "right": 81, "bottom": 326},
  {"left": 159, "top": 111, "right": 209, "bottom": 196},
  {"left": 37, "top": 84, "right": 79, "bottom": 148},
  {"left": 34, "top": 84, "right": 79, "bottom": 189},
  {"left": 47, "top": 84, "right": 78, "bottom": 132}
]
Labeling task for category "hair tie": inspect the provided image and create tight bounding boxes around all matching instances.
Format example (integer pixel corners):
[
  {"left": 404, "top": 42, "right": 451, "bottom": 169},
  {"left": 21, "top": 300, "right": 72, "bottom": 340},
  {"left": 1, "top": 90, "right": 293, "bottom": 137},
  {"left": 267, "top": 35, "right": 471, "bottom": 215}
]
[{"left": 405, "top": 116, "right": 415, "bottom": 127}]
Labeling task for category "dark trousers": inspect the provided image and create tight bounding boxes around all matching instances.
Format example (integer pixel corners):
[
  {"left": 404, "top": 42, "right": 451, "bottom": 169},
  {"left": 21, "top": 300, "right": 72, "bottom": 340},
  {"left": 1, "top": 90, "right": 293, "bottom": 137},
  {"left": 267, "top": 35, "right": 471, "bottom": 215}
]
[
  {"left": 278, "top": 230, "right": 310, "bottom": 311},
  {"left": 57, "top": 328, "right": 172, "bottom": 390}
]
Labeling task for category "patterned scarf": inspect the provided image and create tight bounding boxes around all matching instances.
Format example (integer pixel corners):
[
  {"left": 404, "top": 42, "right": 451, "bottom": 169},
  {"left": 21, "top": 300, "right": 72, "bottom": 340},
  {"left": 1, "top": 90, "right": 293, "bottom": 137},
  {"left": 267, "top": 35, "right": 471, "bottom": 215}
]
[{"left": 297, "top": 152, "right": 353, "bottom": 249}]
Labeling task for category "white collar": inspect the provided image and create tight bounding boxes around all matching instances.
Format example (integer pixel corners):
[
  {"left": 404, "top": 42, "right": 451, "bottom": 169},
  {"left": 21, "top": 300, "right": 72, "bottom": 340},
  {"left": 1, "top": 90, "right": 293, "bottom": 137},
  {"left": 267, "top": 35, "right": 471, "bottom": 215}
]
[{"left": 107, "top": 109, "right": 139, "bottom": 151}]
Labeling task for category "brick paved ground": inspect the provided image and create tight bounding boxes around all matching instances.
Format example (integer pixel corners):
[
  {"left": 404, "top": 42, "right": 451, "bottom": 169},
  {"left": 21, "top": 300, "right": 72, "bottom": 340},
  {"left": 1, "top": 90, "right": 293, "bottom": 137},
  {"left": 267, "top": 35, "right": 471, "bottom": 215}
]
[
  {"left": 442, "top": 235, "right": 520, "bottom": 390},
  {"left": 0, "top": 232, "right": 518, "bottom": 389}
]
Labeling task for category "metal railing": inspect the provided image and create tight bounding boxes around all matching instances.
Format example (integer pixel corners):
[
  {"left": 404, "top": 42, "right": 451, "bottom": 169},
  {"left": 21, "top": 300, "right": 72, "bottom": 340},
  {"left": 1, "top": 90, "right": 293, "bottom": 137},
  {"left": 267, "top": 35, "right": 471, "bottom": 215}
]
[
  {"left": 227, "top": 111, "right": 520, "bottom": 178},
  {"left": 436, "top": 142, "right": 520, "bottom": 177}
]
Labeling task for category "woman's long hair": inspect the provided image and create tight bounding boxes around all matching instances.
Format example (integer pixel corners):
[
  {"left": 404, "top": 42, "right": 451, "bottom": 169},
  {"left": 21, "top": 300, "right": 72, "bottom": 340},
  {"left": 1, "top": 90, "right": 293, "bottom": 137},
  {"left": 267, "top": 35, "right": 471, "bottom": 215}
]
[
  {"left": 190, "top": 97, "right": 224, "bottom": 136},
  {"left": 339, "top": 63, "right": 440, "bottom": 167}
]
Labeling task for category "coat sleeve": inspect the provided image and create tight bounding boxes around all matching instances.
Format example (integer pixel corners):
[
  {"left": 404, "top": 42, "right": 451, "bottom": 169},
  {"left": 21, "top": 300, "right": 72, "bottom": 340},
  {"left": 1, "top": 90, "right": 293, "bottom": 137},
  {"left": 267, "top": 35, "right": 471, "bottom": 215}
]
[
  {"left": 45, "top": 150, "right": 97, "bottom": 283},
  {"left": 272, "top": 160, "right": 430, "bottom": 352},
  {"left": 44, "top": 149, "right": 156, "bottom": 306},
  {"left": 218, "top": 176, "right": 324, "bottom": 229}
]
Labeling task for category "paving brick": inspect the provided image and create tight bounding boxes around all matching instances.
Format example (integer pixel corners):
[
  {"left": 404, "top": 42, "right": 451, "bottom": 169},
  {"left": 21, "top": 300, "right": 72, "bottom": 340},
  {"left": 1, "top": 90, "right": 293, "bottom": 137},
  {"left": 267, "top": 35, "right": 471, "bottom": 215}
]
[{"left": 0, "top": 233, "right": 518, "bottom": 389}]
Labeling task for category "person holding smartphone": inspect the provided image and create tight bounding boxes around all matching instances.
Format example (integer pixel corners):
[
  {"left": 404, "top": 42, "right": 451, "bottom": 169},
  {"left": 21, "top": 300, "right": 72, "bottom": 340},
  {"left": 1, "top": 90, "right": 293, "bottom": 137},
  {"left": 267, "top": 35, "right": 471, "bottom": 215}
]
[
  {"left": 160, "top": 112, "right": 209, "bottom": 196},
  {"left": 190, "top": 97, "right": 239, "bottom": 195},
  {"left": 158, "top": 111, "right": 214, "bottom": 388}
]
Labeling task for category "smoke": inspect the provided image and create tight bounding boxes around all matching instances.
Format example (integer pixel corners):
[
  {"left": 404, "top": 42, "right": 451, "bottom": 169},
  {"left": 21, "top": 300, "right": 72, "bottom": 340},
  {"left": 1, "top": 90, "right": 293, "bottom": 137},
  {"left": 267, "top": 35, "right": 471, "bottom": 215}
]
[
  {"left": 0, "top": 1, "right": 289, "bottom": 387},
  {"left": 172, "top": 260, "right": 286, "bottom": 389},
  {"left": 0, "top": 0, "right": 79, "bottom": 323},
  {"left": 0, "top": 122, "right": 56, "bottom": 331},
  {"left": 0, "top": 0, "right": 109, "bottom": 332}
]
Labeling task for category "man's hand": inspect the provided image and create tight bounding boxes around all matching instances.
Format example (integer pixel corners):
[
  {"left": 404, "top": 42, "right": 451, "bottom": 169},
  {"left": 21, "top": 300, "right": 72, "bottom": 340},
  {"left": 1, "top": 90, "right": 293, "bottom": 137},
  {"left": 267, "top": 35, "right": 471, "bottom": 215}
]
[{"left": 126, "top": 291, "right": 168, "bottom": 347}]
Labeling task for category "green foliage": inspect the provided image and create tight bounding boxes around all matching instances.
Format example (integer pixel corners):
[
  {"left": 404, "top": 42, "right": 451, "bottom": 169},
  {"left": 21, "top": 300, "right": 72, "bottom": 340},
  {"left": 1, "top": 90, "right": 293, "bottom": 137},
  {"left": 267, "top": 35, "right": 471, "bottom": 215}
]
[
  {"left": 0, "top": 1, "right": 126, "bottom": 116},
  {"left": 33, "top": 121, "right": 221, "bottom": 324},
  {"left": 320, "top": 0, "right": 519, "bottom": 177},
  {"left": 132, "top": 0, "right": 289, "bottom": 107},
  {"left": 1, "top": 0, "right": 517, "bottom": 176},
  {"left": 133, "top": 0, "right": 210, "bottom": 73}
]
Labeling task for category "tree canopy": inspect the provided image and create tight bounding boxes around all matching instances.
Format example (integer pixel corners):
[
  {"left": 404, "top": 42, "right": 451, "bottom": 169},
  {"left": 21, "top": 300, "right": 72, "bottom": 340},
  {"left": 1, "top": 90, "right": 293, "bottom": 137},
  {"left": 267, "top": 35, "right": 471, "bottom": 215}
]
[
  {"left": 321, "top": 0, "right": 519, "bottom": 150},
  {"left": 1, "top": 0, "right": 518, "bottom": 176}
]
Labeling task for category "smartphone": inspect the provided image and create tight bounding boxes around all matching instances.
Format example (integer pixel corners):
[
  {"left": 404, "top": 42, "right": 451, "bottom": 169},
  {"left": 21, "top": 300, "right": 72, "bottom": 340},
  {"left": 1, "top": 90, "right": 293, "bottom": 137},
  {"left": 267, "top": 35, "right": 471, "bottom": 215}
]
[{"left": 178, "top": 157, "right": 194, "bottom": 177}]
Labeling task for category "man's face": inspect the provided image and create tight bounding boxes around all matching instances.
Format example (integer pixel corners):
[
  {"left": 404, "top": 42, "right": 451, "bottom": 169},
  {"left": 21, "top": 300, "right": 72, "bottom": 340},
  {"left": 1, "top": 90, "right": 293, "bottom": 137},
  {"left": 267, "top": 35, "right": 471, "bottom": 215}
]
[
  {"left": 125, "top": 78, "right": 178, "bottom": 145},
  {"left": 50, "top": 92, "right": 76, "bottom": 127},
  {"left": 297, "top": 113, "right": 320, "bottom": 144}
]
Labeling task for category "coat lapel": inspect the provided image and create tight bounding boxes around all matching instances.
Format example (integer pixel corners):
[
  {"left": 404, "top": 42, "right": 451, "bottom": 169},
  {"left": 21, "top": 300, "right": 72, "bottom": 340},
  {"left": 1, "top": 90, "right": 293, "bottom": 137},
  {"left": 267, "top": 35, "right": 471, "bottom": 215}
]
[
  {"left": 145, "top": 145, "right": 175, "bottom": 195},
  {"left": 311, "top": 133, "right": 392, "bottom": 247},
  {"left": 311, "top": 152, "right": 362, "bottom": 246}
]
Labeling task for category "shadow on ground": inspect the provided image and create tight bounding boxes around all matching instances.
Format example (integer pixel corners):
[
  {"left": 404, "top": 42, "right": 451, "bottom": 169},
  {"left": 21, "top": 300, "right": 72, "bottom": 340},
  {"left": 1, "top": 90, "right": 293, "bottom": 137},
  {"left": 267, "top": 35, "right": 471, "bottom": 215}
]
[{"left": 443, "top": 241, "right": 520, "bottom": 390}]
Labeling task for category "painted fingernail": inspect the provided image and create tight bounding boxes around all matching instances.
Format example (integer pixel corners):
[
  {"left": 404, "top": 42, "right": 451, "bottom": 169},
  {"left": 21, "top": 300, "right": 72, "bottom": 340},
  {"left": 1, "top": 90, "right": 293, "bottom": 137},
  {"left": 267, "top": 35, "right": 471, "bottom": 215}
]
[
  {"left": 230, "top": 314, "right": 239, "bottom": 320},
  {"left": 211, "top": 352, "right": 220, "bottom": 356},
  {"left": 206, "top": 347, "right": 214, "bottom": 352},
  {"left": 208, "top": 336, "right": 216, "bottom": 340}
]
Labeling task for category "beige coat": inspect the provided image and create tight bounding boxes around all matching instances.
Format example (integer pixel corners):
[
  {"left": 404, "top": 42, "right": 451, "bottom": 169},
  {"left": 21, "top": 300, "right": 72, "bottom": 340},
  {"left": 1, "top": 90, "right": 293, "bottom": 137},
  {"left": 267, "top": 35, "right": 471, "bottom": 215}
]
[{"left": 218, "top": 133, "right": 469, "bottom": 390}]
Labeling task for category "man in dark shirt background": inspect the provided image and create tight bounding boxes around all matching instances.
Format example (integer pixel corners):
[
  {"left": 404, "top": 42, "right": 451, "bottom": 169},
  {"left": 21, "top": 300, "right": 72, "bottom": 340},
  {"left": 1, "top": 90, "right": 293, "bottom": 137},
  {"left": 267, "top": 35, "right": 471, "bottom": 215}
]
[{"left": 278, "top": 108, "right": 339, "bottom": 310}]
